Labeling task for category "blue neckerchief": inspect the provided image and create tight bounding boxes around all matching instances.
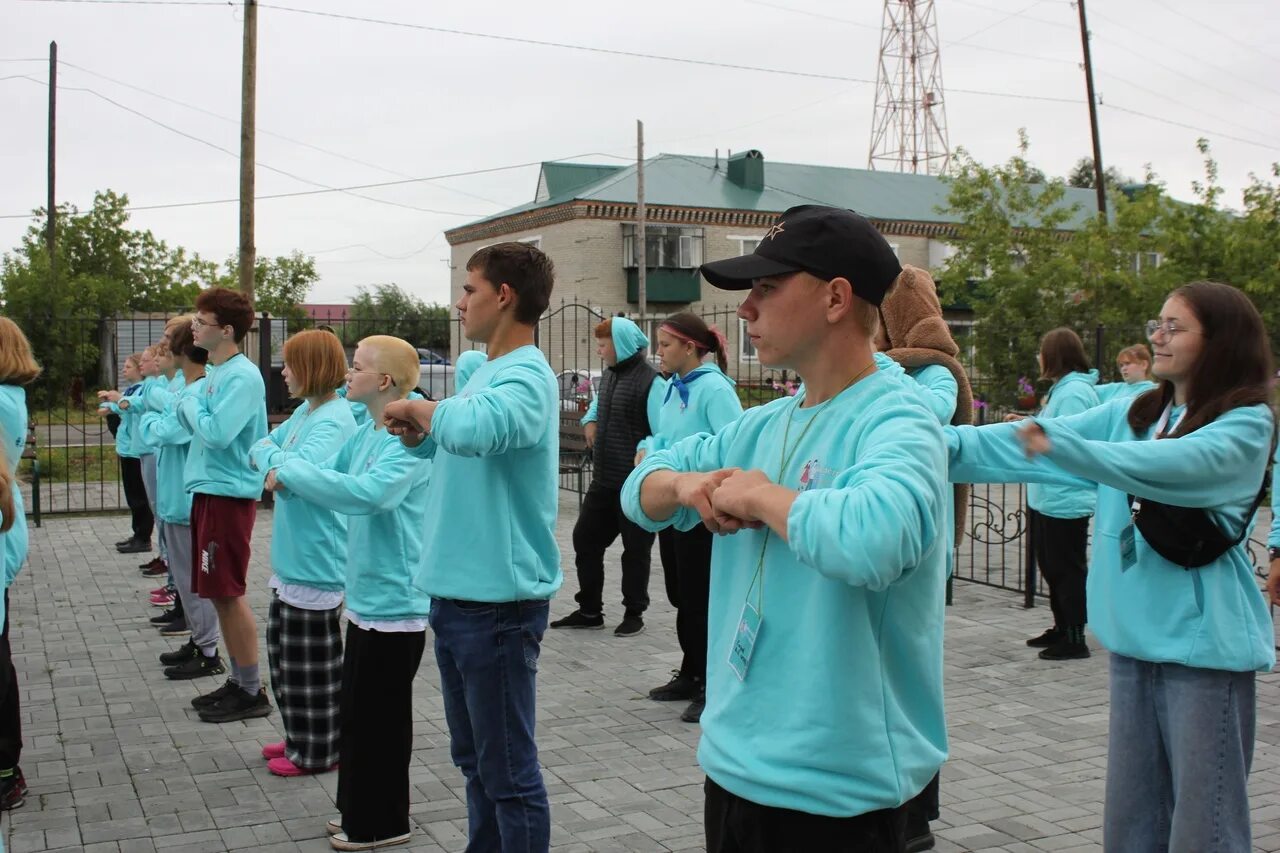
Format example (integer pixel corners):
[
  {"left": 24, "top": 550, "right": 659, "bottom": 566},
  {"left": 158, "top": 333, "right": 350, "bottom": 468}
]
[{"left": 663, "top": 367, "right": 711, "bottom": 409}]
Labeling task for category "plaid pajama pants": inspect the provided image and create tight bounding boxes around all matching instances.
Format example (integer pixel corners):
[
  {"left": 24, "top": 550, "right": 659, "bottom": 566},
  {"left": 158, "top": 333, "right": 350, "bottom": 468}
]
[{"left": 266, "top": 594, "right": 343, "bottom": 770}]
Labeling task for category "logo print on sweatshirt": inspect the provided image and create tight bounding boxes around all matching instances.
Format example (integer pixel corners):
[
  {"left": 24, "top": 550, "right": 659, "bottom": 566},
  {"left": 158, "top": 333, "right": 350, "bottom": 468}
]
[{"left": 798, "top": 459, "right": 836, "bottom": 492}]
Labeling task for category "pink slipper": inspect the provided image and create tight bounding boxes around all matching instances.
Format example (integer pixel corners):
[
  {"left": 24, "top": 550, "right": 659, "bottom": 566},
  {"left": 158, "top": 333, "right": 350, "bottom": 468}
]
[
  {"left": 261, "top": 741, "right": 286, "bottom": 760},
  {"left": 267, "top": 756, "right": 337, "bottom": 777}
]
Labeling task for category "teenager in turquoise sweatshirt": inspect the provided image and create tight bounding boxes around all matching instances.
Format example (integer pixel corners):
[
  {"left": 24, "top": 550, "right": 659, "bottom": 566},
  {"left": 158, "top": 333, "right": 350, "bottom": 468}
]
[
  {"left": 0, "top": 317, "right": 39, "bottom": 809},
  {"left": 248, "top": 330, "right": 356, "bottom": 777},
  {"left": 138, "top": 323, "right": 224, "bottom": 681},
  {"left": 384, "top": 243, "right": 559, "bottom": 853},
  {"left": 622, "top": 206, "right": 946, "bottom": 848},
  {"left": 178, "top": 287, "right": 271, "bottom": 724},
  {"left": 949, "top": 283, "right": 1274, "bottom": 853},
  {"left": 1006, "top": 329, "right": 1100, "bottom": 661},
  {"left": 642, "top": 312, "right": 742, "bottom": 725},
  {"left": 100, "top": 353, "right": 154, "bottom": 551},
  {"left": 1095, "top": 343, "right": 1158, "bottom": 404},
  {"left": 273, "top": 335, "right": 430, "bottom": 847}
]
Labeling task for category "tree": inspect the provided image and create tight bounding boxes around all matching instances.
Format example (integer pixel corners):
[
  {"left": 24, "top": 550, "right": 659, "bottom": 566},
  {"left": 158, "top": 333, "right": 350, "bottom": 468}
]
[
  {"left": 1067, "top": 157, "right": 1133, "bottom": 190},
  {"left": 347, "top": 284, "right": 451, "bottom": 350},
  {"left": 217, "top": 250, "right": 318, "bottom": 330},
  {"left": 937, "top": 132, "right": 1171, "bottom": 407},
  {"left": 0, "top": 190, "right": 220, "bottom": 401}
]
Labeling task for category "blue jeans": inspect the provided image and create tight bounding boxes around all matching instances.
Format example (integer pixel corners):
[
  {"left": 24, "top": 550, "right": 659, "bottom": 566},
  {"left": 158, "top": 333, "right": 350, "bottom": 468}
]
[
  {"left": 430, "top": 598, "right": 551, "bottom": 853},
  {"left": 1106, "top": 653, "right": 1255, "bottom": 853}
]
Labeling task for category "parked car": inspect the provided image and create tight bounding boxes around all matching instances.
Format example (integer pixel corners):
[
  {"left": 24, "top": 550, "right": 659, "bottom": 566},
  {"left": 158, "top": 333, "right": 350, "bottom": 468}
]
[
  {"left": 417, "top": 347, "right": 451, "bottom": 366},
  {"left": 556, "top": 369, "right": 601, "bottom": 414}
]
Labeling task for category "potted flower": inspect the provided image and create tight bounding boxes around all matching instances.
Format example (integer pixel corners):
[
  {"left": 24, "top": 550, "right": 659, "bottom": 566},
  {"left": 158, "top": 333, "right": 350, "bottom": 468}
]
[{"left": 1015, "top": 376, "right": 1038, "bottom": 411}]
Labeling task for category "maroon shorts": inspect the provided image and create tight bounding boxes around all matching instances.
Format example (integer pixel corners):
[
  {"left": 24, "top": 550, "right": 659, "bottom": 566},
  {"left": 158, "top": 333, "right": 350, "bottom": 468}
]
[{"left": 190, "top": 493, "right": 257, "bottom": 599}]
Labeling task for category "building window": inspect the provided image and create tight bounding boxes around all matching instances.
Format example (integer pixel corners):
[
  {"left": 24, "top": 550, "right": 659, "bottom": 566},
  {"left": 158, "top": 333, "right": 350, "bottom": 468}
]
[
  {"left": 888, "top": 243, "right": 901, "bottom": 258},
  {"left": 1130, "top": 251, "right": 1161, "bottom": 273},
  {"left": 729, "top": 236, "right": 761, "bottom": 256},
  {"left": 518, "top": 236, "right": 542, "bottom": 250},
  {"left": 622, "top": 225, "right": 704, "bottom": 269},
  {"left": 738, "top": 318, "right": 757, "bottom": 362}
]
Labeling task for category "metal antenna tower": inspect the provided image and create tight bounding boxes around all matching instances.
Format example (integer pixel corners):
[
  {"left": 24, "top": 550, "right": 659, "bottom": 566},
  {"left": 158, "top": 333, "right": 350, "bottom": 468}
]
[{"left": 868, "top": 0, "right": 951, "bottom": 175}]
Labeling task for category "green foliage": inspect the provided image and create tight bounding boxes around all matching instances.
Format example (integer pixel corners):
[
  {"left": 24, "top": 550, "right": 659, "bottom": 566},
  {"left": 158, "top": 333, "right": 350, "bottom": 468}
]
[
  {"left": 347, "top": 284, "right": 450, "bottom": 350},
  {"left": 0, "top": 190, "right": 221, "bottom": 403},
  {"left": 1067, "top": 157, "right": 1133, "bottom": 189},
  {"left": 216, "top": 250, "right": 318, "bottom": 330}
]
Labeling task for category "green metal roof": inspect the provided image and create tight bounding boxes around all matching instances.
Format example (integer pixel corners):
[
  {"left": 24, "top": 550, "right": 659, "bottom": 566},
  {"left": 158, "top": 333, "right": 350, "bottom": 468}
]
[{"left": 466, "top": 153, "right": 1111, "bottom": 232}]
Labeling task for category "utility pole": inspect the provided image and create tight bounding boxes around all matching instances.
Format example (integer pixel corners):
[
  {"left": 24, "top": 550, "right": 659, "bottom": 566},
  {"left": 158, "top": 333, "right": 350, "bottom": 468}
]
[
  {"left": 1076, "top": 0, "right": 1107, "bottom": 217},
  {"left": 239, "top": 0, "right": 258, "bottom": 302},
  {"left": 46, "top": 41, "right": 57, "bottom": 292},
  {"left": 636, "top": 119, "right": 646, "bottom": 321}
]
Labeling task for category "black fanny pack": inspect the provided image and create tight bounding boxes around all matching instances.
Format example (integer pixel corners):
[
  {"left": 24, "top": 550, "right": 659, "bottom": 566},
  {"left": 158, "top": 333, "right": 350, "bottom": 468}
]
[{"left": 1129, "top": 470, "right": 1270, "bottom": 569}]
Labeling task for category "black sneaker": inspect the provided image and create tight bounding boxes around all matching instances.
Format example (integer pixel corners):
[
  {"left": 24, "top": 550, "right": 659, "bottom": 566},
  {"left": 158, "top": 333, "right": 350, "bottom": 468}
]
[
  {"left": 1039, "top": 626, "right": 1090, "bottom": 661},
  {"left": 905, "top": 830, "right": 936, "bottom": 852},
  {"left": 197, "top": 686, "right": 273, "bottom": 723},
  {"left": 614, "top": 613, "right": 645, "bottom": 638},
  {"left": 550, "top": 610, "right": 604, "bottom": 630},
  {"left": 160, "top": 617, "right": 190, "bottom": 638},
  {"left": 117, "top": 538, "right": 151, "bottom": 554},
  {"left": 192, "top": 679, "right": 239, "bottom": 709},
  {"left": 649, "top": 671, "right": 697, "bottom": 702},
  {"left": 159, "top": 640, "right": 199, "bottom": 666},
  {"left": 150, "top": 607, "right": 181, "bottom": 626},
  {"left": 1026, "top": 626, "right": 1062, "bottom": 648},
  {"left": 114, "top": 537, "right": 134, "bottom": 548},
  {"left": 680, "top": 689, "right": 705, "bottom": 724},
  {"left": 0, "top": 774, "right": 24, "bottom": 810},
  {"left": 165, "top": 654, "right": 226, "bottom": 681}
]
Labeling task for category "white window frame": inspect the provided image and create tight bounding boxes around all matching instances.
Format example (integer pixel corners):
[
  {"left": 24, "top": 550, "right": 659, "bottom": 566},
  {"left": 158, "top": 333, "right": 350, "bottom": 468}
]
[
  {"left": 622, "top": 225, "right": 704, "bottom": 269},
  {"left": 517, "top": 235, "right": 542, "bottom": 249},
  {"left": 728, "top": 235, "right": 762, "bottom": 256},
  {"left": 738, "top": 317, "right": 757, "bottom": 362},
  {"left": 888, "top": 243, "right": 901, "bottom": 259}
]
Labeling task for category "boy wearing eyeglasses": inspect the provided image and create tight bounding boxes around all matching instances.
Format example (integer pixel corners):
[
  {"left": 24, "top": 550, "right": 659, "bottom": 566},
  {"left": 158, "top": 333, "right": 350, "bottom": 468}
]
[{"left": 177, "top": 287, "right": 271, "bottom": 723}]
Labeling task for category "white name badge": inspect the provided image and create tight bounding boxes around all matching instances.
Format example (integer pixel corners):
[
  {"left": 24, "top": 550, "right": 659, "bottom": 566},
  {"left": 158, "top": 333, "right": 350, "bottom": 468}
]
[{"left": 728, "top": 600, "right": 762, "bottom": 682}]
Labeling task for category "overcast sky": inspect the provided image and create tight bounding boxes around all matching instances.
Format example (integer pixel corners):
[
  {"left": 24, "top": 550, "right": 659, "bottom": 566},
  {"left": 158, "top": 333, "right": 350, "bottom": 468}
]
[{"left": 4, "top": 0, "right": 1279, "bottom": 307}]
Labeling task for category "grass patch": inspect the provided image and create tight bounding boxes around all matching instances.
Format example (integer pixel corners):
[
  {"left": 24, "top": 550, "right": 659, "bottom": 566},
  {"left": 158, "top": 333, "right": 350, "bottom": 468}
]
[{"left": 26, "top": 446, "right": 121, "bottom": 483}]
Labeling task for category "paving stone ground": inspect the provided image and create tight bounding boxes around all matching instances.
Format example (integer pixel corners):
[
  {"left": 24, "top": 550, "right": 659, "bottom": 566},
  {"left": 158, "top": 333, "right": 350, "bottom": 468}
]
[{"left": 6, "top": 495, "right": 1280, "bottom": 852}]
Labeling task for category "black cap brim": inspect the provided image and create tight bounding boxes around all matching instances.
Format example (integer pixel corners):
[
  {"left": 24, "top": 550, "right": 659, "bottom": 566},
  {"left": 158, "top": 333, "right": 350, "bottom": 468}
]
[{"left": 699, "top": 254, "right": 801, "bottom": 290}]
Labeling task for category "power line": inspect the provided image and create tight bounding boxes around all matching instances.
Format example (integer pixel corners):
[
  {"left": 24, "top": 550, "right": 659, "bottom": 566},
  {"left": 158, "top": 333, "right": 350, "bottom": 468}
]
[
  {"left": 948, "top": 0, "right": 1074, "bottom": 31},
  {"left": 254, "top": 3, "right": 1084, "bottom": 106},
  {"left": 0, "top": 155, "right": 616, "bottom": 220},
  {"left": 56, "top": 60, "right": 502, "bottom": 205},
  {"left": 1101, "top": 103, "right": 1280, "bottom": 153},
  {"left": 6, "top": 75, "right": 488, "bottom": 217},
  {"left": 1159, "top": 3, "right": 1276, "bottom": 64},
  {"left": 952, "top": 0, "right": 1050, "bottom": 45}
]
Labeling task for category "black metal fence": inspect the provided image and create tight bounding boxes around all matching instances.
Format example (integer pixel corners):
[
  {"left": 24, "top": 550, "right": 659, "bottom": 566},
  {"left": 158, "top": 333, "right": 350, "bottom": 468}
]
[{"left": 11, "top": 308, "right": 1268, "bottom": 608}]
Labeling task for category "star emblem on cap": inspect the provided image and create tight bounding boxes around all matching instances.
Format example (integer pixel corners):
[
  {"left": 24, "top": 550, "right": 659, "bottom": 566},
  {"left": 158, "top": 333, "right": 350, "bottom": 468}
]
[{"left": 762, "top": 221, "right": 785, "bottom": 240}]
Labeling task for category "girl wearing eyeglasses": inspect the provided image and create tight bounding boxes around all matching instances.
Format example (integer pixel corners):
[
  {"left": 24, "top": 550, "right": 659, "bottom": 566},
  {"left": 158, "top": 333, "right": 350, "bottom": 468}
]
[{"left": 947, "top": 281, "right": 1274, "bottom": 853}]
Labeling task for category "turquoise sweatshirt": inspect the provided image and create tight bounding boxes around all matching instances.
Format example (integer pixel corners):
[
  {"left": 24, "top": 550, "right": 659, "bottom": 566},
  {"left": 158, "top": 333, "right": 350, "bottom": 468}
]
[
  {"left": 277, "top": 420, "right": 432, "bottom": 620},
  {"left": 109, "top": 382, "right": 144, "bottom": 458},
  {"left": 640, "top": 363, "right": 742, "bottom": 455},
  {"left": 250, "top": 397, "right": 358, "bottom": 591},
  {"left": 125, "top": 374, "right": 181, "bottom": 454},
  {"left": 137, "top": 375, "right": 197, "bottom": 525},
  {"left": 408, "top": 345, "right": 562, "bottom": 602},
  {"left": 1095, "top": 379, "right": 1157, "bottom": 404},
  {"left": 1027, "top": 370, "right": 1100, "bottom": 519},
  {"left": 1271, "top": 441, "right": 1280, "bottom": 550},
  {"left": 621, "top": 368, "right": 949, "bottom": 818},
  {"left": 340, "top": 385, "right": 423, "bottom": 427},
  {"left": 0, "top": 386, "right": 28, "bottom": 587},
  {"left": 176, "top": 352, "right": 269, "bottom": 499},
  {"left": 949, "top": 402, "right": 1275, "bottom": 672},
  {"left": 872, "top": 353, "right": 959, "bottom": 426},
  {"left": 454, "top": 349, "right": 487, "bottom": 394}
]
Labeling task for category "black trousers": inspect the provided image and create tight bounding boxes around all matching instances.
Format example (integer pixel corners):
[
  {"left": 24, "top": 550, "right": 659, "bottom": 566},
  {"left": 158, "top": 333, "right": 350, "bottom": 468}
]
[
  {"left": 119, "top": 456, "right": 153, "bottom": 542},
  {"left": 659, "top": 525, "right": 713, "bottom": 681},
  {"left": 0, "top": 592, "right": 21, "bottom": 770},
  {"left": 336, "top": 624, "right": 426, "bottom": 842},
  {"left": 705, "top": 778, "right": 907, "bottom": 853},
  {"left": 904, "top": 774, "right": 939, "bottom": 840},
  {"left": 572, "top": 485, "right": 654, "bottom": 615},
  {"left": 1031, "top": 510, "right": 1090, "bottom": 627}
]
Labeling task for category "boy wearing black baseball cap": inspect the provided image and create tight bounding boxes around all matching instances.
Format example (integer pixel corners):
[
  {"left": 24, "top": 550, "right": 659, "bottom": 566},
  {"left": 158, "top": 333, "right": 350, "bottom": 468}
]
[{"left": 622, "top": 205, "right": 950, "bottom": 852}]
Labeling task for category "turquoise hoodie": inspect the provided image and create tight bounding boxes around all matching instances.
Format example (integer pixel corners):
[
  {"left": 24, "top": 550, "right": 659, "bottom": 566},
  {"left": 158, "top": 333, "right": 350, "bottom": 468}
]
[
  {"left": 949, "top": 402, "right": 1275, "bottom": 672},
  {"left": 407, "top": 345, "right": 562, "bottom": 602},
  {"left": 1027, "top": 370, "right": 1100, "bottom": 518},
  {"left": 621, "top": 368, "right": 949, "bottom": 818},
  {"left": 581, "top": 318, "right": 667, "bottom": 430},
  {"left": 137, "top": 375, "right": 198, "bottom": 525},
  {"left": 1095, "top": 379, "right": 1157, "bottom": 404},
  {"left": 176, "top": 352, "right": 269, "bottom": 499},
  {"left": 277, "top": 420, "right": 432, "bottom": 621},
  {"left": 640, "top": 363, "right": 741, "bottom": 455},
  {"left": 339, "top": 385, "right": 424, "bottom": 427},
  {"left": 0, "top": 386, "right": 28, "bottom": 587},
  {"left": 108, "top": 382, "right": 143, "bottom": 458},
  {"left": 250, "top": 397, "right": 358, "bottom": 591}
]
